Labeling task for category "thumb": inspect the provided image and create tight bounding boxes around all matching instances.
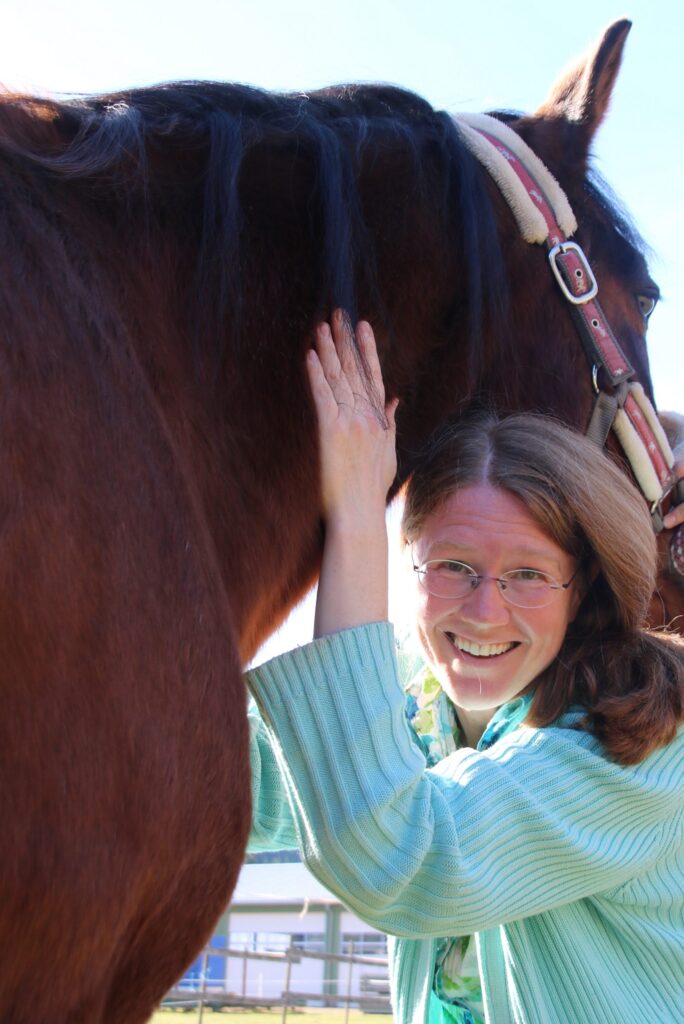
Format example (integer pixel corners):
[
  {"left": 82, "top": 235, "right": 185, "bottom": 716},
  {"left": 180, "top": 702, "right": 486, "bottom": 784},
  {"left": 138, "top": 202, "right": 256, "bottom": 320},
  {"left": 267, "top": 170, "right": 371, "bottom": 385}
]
[{"left": 385, "top": 396, "right": 400, "bottom": 431}]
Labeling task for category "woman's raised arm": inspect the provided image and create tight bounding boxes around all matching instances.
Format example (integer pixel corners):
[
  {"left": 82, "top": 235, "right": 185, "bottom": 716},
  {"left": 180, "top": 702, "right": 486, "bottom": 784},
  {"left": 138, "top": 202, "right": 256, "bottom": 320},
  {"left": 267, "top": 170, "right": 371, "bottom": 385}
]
[{"left": 306, "top": 310, "right": 398, "bottom": 637}]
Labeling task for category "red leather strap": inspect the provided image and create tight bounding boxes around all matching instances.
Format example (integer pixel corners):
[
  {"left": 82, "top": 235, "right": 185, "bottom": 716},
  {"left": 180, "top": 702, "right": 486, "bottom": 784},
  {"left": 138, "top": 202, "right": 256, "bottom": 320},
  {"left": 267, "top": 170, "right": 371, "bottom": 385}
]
[{"left": 551, "top": 247, "right": 633, "bottom": 384}]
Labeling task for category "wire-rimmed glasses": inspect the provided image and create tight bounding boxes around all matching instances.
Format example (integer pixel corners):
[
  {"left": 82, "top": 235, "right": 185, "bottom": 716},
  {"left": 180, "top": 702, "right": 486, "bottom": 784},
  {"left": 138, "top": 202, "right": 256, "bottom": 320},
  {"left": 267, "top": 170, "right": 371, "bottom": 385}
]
[{"left": 412, "top": 557, "right": 578, "bottom": 609}]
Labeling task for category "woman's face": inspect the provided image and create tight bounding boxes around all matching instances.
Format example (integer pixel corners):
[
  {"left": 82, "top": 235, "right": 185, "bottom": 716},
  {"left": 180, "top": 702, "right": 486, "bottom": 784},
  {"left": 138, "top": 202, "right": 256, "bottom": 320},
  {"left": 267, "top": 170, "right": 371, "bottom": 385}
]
[{"left": 412, "top": 484, "right": 581, "bottom": 725}]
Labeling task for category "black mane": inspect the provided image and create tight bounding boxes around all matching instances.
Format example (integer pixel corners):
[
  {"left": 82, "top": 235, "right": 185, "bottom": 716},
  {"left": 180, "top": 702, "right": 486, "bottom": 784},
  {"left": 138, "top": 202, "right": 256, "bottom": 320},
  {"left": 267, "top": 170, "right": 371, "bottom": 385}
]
[{"left": 0, "top": 80, "right": 507, "bottom": 379}]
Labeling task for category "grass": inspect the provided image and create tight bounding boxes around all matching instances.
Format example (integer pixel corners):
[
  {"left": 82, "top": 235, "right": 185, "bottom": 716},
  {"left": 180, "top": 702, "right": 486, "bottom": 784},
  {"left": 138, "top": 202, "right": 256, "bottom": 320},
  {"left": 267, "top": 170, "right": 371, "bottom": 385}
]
[{"left": 151, "top": 1009, "right": 392, "bottom": 1023}]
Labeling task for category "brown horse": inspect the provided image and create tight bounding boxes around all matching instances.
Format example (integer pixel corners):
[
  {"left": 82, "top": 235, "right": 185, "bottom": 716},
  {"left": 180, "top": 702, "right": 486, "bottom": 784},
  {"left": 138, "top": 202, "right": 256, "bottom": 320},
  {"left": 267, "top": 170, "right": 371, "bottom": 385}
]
[{"left": 0, "top": 17, "right": 679, "bottom": 1024}]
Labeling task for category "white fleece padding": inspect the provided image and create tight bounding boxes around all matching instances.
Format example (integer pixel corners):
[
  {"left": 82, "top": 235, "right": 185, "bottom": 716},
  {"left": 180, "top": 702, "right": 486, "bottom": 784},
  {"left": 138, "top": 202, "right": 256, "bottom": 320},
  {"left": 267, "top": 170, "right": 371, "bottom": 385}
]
[
  {"left": 612, "top": 383, "right": 677, "bottom": 505},
  {"left": 612, "top": 408, "right": 663, "bottom": 504},
  {"left": 629, "top": 382, "right": 675, "bottom": 469},
  {"left": 454, "top": 112, "right": 578, "bottom": 244}
]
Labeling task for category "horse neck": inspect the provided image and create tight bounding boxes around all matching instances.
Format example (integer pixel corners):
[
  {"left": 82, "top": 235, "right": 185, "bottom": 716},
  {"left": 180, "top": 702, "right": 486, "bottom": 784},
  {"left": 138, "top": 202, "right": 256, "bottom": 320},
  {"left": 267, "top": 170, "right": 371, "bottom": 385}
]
[{"left": 120, "top": 269, "right": 323, "bottom": 661}]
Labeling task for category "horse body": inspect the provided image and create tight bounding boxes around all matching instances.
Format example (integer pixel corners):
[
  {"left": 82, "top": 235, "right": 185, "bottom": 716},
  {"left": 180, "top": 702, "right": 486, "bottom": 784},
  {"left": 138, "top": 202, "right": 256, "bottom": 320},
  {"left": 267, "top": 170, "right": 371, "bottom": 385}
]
[
  {"left": 0, "top": 193, "right": 252, "bottom": 1020},
  {"left": 0, "top": 19, "right": 679, "bottom": 1024}
]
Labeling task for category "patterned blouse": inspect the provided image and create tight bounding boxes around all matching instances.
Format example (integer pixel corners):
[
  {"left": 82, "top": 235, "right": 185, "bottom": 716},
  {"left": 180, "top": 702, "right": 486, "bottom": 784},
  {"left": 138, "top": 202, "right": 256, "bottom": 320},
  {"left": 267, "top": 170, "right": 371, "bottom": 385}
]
[{"left": 403, "top": 658, "right": 533, "bottom": 1024}]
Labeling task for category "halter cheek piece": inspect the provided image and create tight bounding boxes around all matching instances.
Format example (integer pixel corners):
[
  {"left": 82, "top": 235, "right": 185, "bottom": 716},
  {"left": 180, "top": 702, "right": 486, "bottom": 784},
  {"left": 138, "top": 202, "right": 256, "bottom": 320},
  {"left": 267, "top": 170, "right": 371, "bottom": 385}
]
[{"left": 454, "top": 112, "right": 684, "bottom": 580}]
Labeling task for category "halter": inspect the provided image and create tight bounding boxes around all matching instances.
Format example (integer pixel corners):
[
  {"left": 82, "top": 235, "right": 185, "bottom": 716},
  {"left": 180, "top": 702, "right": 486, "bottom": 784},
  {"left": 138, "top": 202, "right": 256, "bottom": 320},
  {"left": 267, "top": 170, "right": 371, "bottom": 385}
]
[{"left": 454, "top": 112, "right": 683, "bottom": 578}]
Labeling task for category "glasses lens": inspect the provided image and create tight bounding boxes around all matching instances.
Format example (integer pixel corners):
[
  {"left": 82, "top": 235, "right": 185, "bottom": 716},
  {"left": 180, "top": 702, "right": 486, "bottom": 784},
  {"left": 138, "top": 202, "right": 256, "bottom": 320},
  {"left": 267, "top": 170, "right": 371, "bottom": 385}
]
[
  {"left": 417, "top": 560, "right": 477, "bottom": 599},
  {"left": 500, "top": 570, "right": 555, "bottom": 608}
]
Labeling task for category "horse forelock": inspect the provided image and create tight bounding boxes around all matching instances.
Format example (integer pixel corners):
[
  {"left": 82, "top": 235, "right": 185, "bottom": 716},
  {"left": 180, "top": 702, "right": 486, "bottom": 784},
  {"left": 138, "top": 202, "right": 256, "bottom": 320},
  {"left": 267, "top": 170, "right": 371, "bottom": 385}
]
[{"left": 583, "top": 170, "right": 652, "bottom": 267}]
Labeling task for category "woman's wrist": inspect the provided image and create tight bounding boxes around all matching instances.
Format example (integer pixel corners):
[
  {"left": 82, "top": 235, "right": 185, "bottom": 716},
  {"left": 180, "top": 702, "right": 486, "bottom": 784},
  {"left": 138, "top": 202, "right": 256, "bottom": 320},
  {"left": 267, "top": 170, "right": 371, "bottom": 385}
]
[
  {"left": 324, "top": 505, "right": 388, "bottom": 541},
  {"left": 314, "top": 515, "right": 389, "bottom": 638}
]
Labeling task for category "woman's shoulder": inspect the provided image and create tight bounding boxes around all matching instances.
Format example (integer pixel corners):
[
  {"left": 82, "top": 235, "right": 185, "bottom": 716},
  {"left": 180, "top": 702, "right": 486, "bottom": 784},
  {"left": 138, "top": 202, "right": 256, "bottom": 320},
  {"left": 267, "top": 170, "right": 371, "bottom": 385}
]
[{"left": 493, "top": 712, "right": 684, "bottom": 807}]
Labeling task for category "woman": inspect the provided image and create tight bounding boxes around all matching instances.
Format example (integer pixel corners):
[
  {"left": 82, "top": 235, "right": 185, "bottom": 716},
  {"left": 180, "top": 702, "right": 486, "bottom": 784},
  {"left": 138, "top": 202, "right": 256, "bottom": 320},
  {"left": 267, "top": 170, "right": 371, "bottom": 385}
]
[{"left": 246, "top": 312, "right": 684, "bottom": 1024}]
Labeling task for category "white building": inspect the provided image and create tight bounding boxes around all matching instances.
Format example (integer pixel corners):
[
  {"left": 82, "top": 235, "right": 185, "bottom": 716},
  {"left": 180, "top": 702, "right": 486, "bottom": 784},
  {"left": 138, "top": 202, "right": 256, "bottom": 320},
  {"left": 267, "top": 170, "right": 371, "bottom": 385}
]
[{"left": 178, "top": 856, "right": 389, "bottom": 1008}]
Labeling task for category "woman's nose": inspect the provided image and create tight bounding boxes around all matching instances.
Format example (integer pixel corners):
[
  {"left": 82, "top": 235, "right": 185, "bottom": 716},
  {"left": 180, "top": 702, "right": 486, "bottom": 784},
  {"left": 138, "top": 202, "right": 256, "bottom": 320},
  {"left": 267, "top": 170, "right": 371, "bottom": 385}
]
[{"left": 458, "top": 577, "right": 511, "bottom": 625}]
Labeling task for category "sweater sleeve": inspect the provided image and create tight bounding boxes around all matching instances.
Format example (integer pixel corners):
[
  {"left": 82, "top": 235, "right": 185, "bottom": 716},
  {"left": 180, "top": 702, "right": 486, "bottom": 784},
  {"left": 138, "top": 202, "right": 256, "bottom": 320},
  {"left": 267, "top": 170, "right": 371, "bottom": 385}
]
[
  {"left": 247, "top": 697, "right": 299, "bottom": 853},
  {"left": 245, "top": 622, "right": 683, "bottom": 938}
]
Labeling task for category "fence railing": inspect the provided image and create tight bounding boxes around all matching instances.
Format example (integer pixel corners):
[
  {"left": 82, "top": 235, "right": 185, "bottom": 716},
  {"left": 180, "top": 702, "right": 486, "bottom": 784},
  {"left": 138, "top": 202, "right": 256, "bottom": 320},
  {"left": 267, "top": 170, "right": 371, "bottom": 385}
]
[{"left": 163, "top": 943, "right": 391, "bottom": 1021}]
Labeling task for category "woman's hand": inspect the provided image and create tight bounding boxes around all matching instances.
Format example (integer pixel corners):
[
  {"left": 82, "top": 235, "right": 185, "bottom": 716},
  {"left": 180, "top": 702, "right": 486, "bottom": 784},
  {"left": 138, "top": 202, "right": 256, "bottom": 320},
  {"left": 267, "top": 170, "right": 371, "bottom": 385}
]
[
  {"left": 663, "top": 458, "right": 684, "bottom": 530},
  {"left": 660, "top": 411, "right": 684, "bottom": 530},
  {"left": 306, "top": 310, "right": 398, "bottom": 531},
  {"left": 306, "top": 310, "right": 398, "bottom": 637}
]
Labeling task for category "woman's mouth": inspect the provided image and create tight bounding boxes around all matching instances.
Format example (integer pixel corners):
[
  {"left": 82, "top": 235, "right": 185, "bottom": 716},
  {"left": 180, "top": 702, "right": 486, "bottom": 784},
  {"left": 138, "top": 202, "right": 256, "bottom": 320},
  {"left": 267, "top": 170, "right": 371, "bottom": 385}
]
[{"left": 445, "top": 633, "right": 520, "bottom": 658}]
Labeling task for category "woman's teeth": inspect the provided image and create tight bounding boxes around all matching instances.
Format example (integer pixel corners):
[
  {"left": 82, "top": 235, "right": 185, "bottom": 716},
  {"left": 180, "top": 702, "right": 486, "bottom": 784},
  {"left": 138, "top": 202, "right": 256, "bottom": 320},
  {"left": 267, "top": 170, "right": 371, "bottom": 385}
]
[{"left": 447, "top": 634, "right": 517, "bottom": 658}]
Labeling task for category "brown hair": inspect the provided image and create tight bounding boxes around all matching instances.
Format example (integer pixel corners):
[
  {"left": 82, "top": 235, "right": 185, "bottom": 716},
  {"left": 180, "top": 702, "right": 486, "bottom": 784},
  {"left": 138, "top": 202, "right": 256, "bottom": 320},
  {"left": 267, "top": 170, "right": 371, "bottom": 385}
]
[{"left": 401, "top": 412, "right": 684, "bottom": 764}]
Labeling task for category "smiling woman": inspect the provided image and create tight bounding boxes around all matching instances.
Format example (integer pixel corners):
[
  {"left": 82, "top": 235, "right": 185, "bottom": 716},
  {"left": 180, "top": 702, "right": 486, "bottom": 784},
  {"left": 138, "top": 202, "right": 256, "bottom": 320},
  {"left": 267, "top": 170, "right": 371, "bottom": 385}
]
[
  {"left": 246, "top": 314, "right": 684, "bottom": 1024},
  {"left": 399, "top": 409, "right": 678, "bottom": 763},
  {"left": 407, "top": 483, "right": 581, "bottom": 748}
]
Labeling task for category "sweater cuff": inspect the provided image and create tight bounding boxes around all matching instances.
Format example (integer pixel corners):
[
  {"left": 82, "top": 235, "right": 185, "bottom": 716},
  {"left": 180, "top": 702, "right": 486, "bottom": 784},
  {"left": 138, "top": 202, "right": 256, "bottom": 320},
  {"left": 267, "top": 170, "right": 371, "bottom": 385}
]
[
  {"left": 245, "top": 622, "right": 413, "bottom": 769},
  {"left": 246, "top": 621, "right": 399, "bottom": 707}
]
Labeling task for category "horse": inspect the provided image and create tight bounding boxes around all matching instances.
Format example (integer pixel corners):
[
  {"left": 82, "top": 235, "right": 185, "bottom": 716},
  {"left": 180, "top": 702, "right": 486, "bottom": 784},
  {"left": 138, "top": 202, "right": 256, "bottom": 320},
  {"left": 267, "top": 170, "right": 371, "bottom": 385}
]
[{"left": 0, "top": 16, "right": 680, "bottom": 1024}]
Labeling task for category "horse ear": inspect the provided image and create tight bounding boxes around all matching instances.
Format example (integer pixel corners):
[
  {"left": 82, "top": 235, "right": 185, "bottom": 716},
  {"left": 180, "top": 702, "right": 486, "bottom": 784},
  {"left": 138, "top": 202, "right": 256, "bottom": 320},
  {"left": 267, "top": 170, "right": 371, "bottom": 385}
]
[{"left": 535, "top": 19, "right": 632, "bottom": 141}]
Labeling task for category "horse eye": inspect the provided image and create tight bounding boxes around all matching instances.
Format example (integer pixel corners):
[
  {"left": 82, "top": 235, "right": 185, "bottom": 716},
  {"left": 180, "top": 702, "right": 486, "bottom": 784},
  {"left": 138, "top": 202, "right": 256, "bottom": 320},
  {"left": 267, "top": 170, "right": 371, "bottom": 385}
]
[{"left": 637, "top": 293, "right": 658, "bottom": 320}]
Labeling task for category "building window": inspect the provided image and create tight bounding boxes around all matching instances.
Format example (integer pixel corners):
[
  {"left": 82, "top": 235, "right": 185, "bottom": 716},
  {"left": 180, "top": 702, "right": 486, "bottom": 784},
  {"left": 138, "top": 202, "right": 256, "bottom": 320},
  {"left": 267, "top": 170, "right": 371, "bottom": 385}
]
[
  {"left": 290, "top": 932, "right": 326, "bottom": 953},
  {"left": 342, "top": 933, "right": 388, "bottom": 956}
]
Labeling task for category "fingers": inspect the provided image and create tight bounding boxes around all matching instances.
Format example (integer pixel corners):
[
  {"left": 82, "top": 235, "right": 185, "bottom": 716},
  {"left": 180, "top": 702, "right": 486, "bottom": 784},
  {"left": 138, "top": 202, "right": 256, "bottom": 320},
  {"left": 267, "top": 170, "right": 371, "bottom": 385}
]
[
  {"left": 385, "top": 396, "right": 400, "bottom": 432},
  {"left": 330, "top": 309, "right": 371, "bottom": 402},
  {"left": 322, "top": 309, "right": 387, "bottom": 395},
  {"left": 309, "top": 311, "right": 397, "bottom": 428},
  {"left": 663, "top": 504, "right": 684, "bottom": 530},
  {"left": 356, "top": 320, "right": 383, "bottom": 395},
  {"left": 315, "top": 318, "right": 355, "bottom": 408},
  {"left": 305, "top": 347, "right": 340, "bottom": 421},
  {"left": 663, "top": 460, "right": 684, "bottom": 530}
]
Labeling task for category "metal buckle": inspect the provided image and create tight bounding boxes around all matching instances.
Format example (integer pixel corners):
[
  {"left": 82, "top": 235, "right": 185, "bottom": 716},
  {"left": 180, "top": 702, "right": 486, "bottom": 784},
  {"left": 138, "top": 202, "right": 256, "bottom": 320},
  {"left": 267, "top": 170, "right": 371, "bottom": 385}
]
[{"left": 548, "top": 242, "right": 599, "bottom": 305}]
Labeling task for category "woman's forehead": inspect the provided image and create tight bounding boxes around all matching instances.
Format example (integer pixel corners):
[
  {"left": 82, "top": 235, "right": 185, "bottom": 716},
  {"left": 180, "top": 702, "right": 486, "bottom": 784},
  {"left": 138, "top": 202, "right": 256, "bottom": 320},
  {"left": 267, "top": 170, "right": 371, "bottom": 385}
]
[{"left": 416, "top": 485, "right": 566, "bottom": 560}]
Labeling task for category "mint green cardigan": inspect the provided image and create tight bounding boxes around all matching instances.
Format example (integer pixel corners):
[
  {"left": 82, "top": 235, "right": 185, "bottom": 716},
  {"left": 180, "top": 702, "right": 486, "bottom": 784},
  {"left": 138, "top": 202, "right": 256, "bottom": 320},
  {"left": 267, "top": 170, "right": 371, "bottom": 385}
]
[{"left": 246, "top": 622, "right": 684, "bottom": 1024}]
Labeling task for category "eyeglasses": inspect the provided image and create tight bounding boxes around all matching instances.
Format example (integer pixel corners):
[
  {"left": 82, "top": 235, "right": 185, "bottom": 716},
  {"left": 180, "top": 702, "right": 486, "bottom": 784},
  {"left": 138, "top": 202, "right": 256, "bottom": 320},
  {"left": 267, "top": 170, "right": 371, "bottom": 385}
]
[{"left": 412, "top": 558, "right": 578, "bottom": 609}]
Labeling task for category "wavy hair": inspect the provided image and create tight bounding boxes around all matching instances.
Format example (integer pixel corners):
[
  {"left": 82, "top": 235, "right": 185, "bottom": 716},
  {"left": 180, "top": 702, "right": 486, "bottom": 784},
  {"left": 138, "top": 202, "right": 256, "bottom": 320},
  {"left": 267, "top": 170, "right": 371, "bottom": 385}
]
[{"left": 401, "top": 412, "right": 684, "bottom": 764}]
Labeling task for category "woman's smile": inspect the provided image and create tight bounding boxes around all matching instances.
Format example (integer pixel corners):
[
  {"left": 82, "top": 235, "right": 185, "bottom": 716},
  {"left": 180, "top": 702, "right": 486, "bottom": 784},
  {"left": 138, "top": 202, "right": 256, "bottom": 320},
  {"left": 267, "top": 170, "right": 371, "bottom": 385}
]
[{"left": 444, "top": 633, "right": 520, "bottom": 659}]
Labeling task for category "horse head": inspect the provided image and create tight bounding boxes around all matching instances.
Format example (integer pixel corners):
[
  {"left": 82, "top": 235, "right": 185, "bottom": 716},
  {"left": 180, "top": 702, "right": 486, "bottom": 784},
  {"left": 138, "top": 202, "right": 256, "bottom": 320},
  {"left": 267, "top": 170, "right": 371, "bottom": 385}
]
[{"left": 387, "top": 19, "right": 682, "bottom": 632}]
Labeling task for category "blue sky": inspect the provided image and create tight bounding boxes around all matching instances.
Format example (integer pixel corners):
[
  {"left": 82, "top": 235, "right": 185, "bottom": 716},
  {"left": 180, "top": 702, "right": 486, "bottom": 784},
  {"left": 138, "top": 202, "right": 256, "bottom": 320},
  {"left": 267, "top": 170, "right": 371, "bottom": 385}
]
[{"left": 2, "top": 1, "right": 680, "bottom": 657}]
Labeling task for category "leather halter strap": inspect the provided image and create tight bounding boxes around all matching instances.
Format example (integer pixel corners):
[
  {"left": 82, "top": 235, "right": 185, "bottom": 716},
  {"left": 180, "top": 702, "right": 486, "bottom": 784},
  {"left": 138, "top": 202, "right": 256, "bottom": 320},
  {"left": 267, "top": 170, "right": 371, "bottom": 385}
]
[
  {"left": 454, "top": 112, "right": 680, "bottom": 561},
  {"left": 473, "top": 125, "right": 635, "bottom": 388}
]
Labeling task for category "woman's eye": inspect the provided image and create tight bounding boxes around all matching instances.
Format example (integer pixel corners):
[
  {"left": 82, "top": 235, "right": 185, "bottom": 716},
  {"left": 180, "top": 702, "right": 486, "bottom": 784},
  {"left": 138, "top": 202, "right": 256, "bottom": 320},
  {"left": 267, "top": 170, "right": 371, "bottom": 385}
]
[
  {"left": 433, "top": 560, "right": 470, "bottom": 575},
  {"left": 509, "top": 568, "right": 546, "bottom": 583},
  {"left": 637, "top": 293, "right": 658, "bottom": 320}
]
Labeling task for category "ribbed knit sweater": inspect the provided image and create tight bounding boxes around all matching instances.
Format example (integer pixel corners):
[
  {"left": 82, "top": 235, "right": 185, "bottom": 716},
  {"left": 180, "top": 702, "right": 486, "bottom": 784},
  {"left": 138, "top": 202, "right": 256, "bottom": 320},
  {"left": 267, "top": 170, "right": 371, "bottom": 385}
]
[{"left": 246, "top": 622, "right": 684, "bottom": 1024}]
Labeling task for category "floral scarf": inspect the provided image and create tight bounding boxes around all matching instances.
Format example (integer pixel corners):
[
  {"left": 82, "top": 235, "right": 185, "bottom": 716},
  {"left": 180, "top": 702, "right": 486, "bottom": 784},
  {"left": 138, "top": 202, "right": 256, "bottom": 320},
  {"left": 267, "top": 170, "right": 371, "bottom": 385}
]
[{"left": 403, "top": 664, "right": 485, "bottom": 1024}]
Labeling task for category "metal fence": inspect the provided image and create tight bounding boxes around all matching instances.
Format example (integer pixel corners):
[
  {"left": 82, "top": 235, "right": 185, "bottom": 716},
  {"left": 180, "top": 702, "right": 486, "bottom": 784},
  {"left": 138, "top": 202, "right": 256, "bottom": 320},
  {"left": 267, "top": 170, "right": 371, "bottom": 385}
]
[{"left": 163, "top": 944, "right": 391, "bottom": 1020}]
